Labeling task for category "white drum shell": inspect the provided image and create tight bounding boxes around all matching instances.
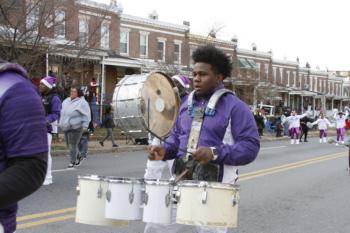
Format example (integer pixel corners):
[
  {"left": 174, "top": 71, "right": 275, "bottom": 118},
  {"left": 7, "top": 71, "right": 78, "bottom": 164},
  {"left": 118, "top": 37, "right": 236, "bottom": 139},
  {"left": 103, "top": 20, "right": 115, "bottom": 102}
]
[
  {"left": 176, "top": 181, "right": 239, "bottom": 228},
  {"left": 142, "top": 180, "right": 174, "bottom": 224},
  {"left": 75, "top": 176, "right": 128, "bottom": 227},
  {"left": 105, "top": 178, "right": 143, "bottom": 220},
  {"left": 112, "top": 75, "right": 147, "bottom": 139}
]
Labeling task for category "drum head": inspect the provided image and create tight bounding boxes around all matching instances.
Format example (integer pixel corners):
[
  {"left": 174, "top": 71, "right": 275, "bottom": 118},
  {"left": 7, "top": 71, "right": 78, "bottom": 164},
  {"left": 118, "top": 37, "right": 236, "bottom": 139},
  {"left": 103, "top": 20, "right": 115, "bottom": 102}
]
[{"left": 140, "top": 72, "right": 180, "bottom": 138}]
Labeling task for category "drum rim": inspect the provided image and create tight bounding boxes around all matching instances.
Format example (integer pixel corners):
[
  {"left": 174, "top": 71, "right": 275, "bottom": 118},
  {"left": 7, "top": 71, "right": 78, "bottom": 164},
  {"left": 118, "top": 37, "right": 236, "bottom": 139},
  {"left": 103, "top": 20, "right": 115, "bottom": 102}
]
[
  {"left": 144, "top": 178, "right": 173, "bottom": 186},
  {"left": 107, "top": 177, "right": 144, "bottom": 184},
  {"left": 139, "top": 71, "right": 178, "bottom": 139},
  {"left": 78, "top": 174, "right": 107, "bottom": 181},
  {"left": 178, "top": 180, "right": 239, "bottom": 190}
]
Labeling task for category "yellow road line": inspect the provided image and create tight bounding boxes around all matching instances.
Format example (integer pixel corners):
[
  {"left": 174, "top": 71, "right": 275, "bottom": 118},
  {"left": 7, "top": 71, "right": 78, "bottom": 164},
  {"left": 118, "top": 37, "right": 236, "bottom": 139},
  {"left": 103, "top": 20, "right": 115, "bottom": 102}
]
[
  {"left": 240, "top": 153, "right": 346, "bottom": 181},
  {"left": 17, "top": 207, "right": 76, "bottom": 222},
  {"left": 16, "top": 151, "right": 348, "bottom": 230},
  {"left": 17, "top": 214, "right": 75, "bottom": 229},
  {"left": 240, "top": 152, "right": 345, "bottom": 179}
]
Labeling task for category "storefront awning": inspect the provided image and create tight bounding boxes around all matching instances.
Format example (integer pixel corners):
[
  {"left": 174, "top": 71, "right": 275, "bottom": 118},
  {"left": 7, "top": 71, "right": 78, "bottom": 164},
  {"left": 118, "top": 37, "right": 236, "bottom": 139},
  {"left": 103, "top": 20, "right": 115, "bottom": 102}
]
[
  {"left": 238, "top": 58, "right": 257, "bottom": 69},
  {"left": 289, "top": 90, "right": 317, "bottom": 96},
  {"left": 102, "top": 57, "right": 142, "bottom": 68}
]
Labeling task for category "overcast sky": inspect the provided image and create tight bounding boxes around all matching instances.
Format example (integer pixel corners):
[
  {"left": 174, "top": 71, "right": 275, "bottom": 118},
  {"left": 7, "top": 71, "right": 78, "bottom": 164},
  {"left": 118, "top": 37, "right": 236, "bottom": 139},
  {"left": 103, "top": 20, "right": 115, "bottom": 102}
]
[{"left": 97, "top": 0, "right": 350, "bottom": 70}]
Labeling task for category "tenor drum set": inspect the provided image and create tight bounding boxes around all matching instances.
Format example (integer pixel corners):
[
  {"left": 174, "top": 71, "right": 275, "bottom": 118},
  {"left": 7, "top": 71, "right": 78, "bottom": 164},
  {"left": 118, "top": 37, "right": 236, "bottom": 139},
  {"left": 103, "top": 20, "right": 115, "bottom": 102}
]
[{"left": 75, "top": 72, "right": 240, "bottom": 228}]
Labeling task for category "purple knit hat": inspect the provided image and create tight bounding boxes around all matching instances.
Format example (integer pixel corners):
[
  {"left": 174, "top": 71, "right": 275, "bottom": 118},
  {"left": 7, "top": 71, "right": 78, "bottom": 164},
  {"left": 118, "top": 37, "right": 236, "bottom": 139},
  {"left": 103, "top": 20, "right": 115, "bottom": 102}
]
[
  {"left": 172, "top": 75, "right": 191, "bottom": 89},
  {"left": 40, "top": 76, "right": 56, "bottom": 89}
]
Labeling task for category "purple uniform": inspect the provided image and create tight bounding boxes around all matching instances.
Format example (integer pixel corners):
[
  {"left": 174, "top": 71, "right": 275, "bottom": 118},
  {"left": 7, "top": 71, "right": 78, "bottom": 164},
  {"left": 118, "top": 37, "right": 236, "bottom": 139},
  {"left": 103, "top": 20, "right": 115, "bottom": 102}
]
[
  {"left": 0, "top": 69, "right": 48, "bottom": 233},
  {"left": 164, "top": 85, "right": 260, "bottom": 181}
]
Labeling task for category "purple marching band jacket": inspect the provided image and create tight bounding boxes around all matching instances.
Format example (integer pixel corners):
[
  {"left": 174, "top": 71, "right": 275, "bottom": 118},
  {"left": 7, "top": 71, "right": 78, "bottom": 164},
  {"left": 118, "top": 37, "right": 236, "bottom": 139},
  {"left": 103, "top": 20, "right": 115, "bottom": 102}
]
[{"left": 163, "top": 84, "right": 260, "bottom": 183}]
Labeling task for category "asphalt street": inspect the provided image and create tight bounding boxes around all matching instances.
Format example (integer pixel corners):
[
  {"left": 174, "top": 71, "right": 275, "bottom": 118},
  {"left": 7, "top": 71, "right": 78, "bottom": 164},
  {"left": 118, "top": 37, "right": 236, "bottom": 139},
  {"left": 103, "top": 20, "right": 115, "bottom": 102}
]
[{"left": 16, "top": 137, "right": 350, "bottom": 233}]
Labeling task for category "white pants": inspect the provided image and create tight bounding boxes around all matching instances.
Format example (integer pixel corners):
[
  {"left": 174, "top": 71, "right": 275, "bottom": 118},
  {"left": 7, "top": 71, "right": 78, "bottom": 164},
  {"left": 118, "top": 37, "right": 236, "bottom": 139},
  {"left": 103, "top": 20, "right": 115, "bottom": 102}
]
[
  {"left": 143, "top": 160, "right": 227, "bottom": 233},
  {"left": 45, "top": 133, "right": 53, "bottom": 181}
]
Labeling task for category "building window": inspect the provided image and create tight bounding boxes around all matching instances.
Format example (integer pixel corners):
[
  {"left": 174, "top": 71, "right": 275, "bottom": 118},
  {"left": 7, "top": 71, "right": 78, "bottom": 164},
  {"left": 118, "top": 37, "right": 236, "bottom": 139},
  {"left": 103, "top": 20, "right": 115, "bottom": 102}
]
[
  {"left": 120, "top": 29, "right": 129, "bottom": 55},
  {"left": 79, "top": 17, "right": 89, "bottom": 47},
  {"left": 157, "top": 40, "right": 166, "bottom": 62},
  {"left": 256, "top": 62, "right": 261, "bottom": 79},
  {"left": 174, "top": 42, "right": 181, "bottom": 64},
  {"left": 264, "top": 64, "right": 269, "bottom": 79},
  {"left": 26, "top": 2, "right": 39, "bottom": 30},
  {"left": 139, "top": 32, "right": 149, "bottom": 57},
  {"left": 54, "top": 10, "right": 65, "bottom": 38},
  {"left": 101, "top": 22, "right": 109, "bottom": 49}
]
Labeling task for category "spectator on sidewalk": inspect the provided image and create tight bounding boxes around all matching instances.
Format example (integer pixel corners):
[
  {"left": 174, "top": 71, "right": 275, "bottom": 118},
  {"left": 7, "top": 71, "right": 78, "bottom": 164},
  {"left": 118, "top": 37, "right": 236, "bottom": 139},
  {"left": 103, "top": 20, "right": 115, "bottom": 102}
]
[
  {"left": 99, "top": 105, "right": 118, "bottom": 147},
  {"left": 78, "top": 93, "right": 96, "bottom": 160},
  {"left": 254, "top": 109, "right": 265, "bottom": 136},
  {"left": 39, "top": 76, "right": 62, "bottom": 185},
  {"left": 0, "top": 61, "right": 47, "bottom": 233},
  {"left": 275, "top": 116, "right": 284, "bottom": 137},
  {"left": 59, "top": 86, "right": 91, "bottom": 168}
]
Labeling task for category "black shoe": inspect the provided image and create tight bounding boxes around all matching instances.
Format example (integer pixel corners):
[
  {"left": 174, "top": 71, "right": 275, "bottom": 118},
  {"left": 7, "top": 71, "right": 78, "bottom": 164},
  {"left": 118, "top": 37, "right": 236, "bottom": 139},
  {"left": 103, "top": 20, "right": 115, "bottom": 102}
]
[
  {"left": 75, "top": 157, "right": 83, "bottom": 167},
  {"left": 112, "top": 144, "right": 118, "bottom": 147},
  {"left": 67, "top": 162, "right": 75, "bottom": 169},
  {"left": 299, "top": 139, "right": 302, "bottom": 142},
  {"left": 304, "top": 140, "right": 308, "bottom": 142},
  {"left": 99, "top": 141, "right": 104, "bottom": 147}
]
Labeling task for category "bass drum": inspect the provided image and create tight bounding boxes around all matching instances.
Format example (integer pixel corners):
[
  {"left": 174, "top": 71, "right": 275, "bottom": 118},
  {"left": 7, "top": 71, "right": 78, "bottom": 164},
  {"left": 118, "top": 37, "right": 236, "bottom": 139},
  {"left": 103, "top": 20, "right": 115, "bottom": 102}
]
[{"left": 112, "top": 72, "right": 180, "bottom": 139}]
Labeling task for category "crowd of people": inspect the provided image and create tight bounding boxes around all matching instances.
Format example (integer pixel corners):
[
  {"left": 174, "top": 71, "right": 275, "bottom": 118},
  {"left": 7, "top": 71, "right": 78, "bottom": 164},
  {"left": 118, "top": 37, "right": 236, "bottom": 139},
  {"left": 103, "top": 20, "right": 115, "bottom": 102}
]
[{"left": 254, "top": 108, "right": 350, "bottom": 145}]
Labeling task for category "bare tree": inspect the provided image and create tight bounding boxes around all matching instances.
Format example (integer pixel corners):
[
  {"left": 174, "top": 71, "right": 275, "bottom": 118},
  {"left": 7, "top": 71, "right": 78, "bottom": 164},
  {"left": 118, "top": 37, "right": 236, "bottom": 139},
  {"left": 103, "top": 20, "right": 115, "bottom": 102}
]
[{"left": 0, "top": 0, "right": 110, "bottom": 77}]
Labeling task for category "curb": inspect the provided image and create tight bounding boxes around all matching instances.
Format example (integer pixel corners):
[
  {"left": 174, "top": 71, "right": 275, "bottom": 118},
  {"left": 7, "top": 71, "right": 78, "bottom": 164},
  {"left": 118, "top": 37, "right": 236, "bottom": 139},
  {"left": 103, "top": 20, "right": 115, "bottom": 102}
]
[{"left": 51, "top": 145, "right": 147, "bottom": 157}]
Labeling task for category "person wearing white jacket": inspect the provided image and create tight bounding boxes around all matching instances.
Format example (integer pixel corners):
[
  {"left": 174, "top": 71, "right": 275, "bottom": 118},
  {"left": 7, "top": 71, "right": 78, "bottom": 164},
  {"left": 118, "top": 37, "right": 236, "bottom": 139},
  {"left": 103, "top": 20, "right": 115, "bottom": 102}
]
[
  {"left": 283, "top": 110, "right": 308, "bottom": 145},
  {"left": 334, "top": 108, "right": 349, "bottom": 145},
  {"left": 59, "top": 86, "right": 91, "bottom": 168},
  {"left": 311, "top": 112, "right": 332, "bottom": 143}
]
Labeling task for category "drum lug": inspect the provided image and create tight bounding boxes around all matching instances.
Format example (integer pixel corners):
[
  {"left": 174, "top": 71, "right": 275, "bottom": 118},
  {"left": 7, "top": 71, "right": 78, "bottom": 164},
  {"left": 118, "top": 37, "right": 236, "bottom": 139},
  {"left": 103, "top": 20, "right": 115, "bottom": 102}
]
[
  {"left": 165, "top": 193, "right": 171, "bottom": 207},
  {"left": 172, "top": 186, "right": 181, "bottom": 203},
  {"left": 129, "top": 191, "right": 134, "bottom": 204},
  {"left": 142, "top": 192, "right": 149, "bottom": 205},
  {"left": 76, "top": 186, "right": 80, "bottom": 196},
  {"left": 106, "top": 190, "right": 111, "bottom": 202},
  {"left": 201, "top": 190, "right": 208, "bottom": 204},
  {"left": 232, "top": 193, "right": 239, "bottom": 206},
  {"left": 97, "top": 186, "right": 103, "bottom": 199}
]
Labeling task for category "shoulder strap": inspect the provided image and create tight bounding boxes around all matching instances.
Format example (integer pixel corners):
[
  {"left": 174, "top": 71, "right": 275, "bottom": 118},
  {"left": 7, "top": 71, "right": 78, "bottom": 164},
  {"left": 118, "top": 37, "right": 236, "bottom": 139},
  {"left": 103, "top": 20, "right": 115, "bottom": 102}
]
[{"left": 205, "top": 89, "right": 235, "bottom": 116}]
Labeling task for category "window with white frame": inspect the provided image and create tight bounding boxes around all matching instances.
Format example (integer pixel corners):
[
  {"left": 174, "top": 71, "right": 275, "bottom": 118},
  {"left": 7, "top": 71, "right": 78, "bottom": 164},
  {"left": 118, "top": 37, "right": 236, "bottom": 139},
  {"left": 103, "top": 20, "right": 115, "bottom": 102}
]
[
  {"left": 287, "top": 71, "right": 290, "bottom": 86},
  {"left": 256, "top": 62, "right": 261, "bottom": 79},
  {"left": 139, "top": 32, "right": 149, "bottom": 57},
  {"left": 273, "top": 67, "right": 277, "bottom": 83},
  {"left": 293, "top": 72, "right": 297, "bottom": 87},
  {"left": 79, "top": 16, "right": 89, "bottom": 47},
  {"left": 264, "top": 63, "right": 269, "bottom": 79},
  {"left": 157, "top": 38, "right": 166, "bottom": 62},
  {"left": 120, "top": 29, "right": 129, "bottom": 54},
  {"left": 279, "top": 68, "right": 283, "bottom": 84},
  {"left": 54, "top": 10, "right": 65, "bottom": 38},
  {"left": 26, "top": 1, "right": 39, "bottom": 30},
  {"left": 101, "top": 22, "right": 110, "bottom": 49},
  {"left": 174, "top": 41, "right": 182, "bottom": 64}
]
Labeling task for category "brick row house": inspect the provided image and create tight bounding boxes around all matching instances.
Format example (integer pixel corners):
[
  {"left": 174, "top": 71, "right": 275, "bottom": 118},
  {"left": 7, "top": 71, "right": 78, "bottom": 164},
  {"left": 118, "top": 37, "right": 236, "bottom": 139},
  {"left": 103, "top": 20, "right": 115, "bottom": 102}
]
[{"left": 1, "top": 0, "right": 349, "bottom": 114}]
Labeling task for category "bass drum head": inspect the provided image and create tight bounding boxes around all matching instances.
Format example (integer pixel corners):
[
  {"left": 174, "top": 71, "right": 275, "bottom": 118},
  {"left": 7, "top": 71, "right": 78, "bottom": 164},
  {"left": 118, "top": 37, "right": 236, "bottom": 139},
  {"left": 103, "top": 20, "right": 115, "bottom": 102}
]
[{"left": 140, "top": 72, "right": 180, "bottom": 138}]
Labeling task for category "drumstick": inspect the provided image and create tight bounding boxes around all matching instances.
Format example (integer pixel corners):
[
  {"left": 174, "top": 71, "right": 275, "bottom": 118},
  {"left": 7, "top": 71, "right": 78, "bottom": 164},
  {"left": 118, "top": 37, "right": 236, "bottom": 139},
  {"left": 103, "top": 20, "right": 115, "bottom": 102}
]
[{"left": 174, "top": 169, "right": 189, "bottom": 183}]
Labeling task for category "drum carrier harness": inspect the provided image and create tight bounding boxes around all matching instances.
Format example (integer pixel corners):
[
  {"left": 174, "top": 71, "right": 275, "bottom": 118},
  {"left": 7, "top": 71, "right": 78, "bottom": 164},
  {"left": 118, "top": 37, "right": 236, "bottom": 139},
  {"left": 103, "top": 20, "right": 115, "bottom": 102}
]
[{"left": 174, "top": 88, "right": 235, "bottom": 182}]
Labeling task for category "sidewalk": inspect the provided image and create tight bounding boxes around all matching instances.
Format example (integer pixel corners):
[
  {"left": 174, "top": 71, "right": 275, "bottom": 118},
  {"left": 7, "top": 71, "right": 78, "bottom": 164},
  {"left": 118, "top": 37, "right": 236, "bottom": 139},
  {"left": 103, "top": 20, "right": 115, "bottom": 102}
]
[
  {"left": 51, "top": 129, "right": 340, "bottom": 156},
  {"left": 51, "top": 139, "right": 147, "bottom": 156}
]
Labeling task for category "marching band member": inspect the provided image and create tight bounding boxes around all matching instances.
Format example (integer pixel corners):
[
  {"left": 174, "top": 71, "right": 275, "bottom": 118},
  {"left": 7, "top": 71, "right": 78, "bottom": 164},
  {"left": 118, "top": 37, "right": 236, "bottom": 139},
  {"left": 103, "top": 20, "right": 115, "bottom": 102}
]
[
  {"left": 148, "top": 45, "right": 260, "bottom": 233},
  {"left": 334, "top": 108, "right": 349, "bottom": 146},
  {"left": 0, "top": 61, "right": 48, "bottom": 233},
  {"left": 310, "top": 112, "right": 332, "bottom": 143},
  {"left": 282, "top": 110, "right": 309, "bottom": 145}
]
